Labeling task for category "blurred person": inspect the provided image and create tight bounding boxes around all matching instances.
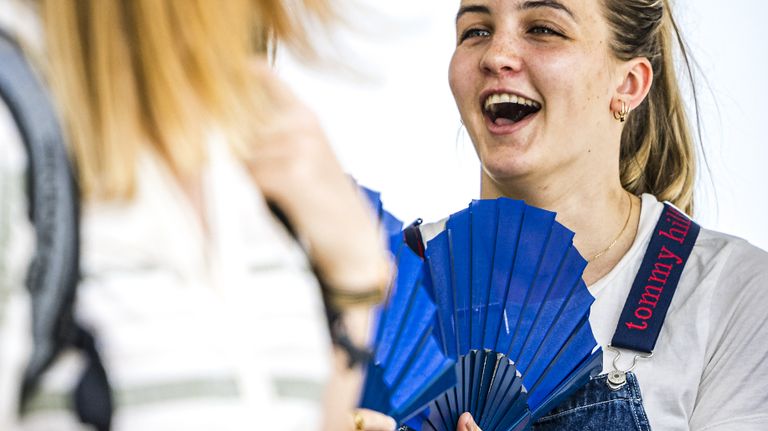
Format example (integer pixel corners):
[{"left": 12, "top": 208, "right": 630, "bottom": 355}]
[{"left": 0, "top": 0, "right": 396, "bottom": 430}]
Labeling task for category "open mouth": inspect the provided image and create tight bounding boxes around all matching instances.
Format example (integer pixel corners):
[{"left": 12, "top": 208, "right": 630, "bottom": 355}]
[{"left": 483, "top": 93, "right": 542, "bottom": 126}]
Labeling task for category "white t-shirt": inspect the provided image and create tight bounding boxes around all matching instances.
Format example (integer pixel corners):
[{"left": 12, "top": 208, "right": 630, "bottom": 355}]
[
  {"left": 421, "top": 194, "right": 768, "bottom": 431},
  {"left": 0, "top": 102, "right": 332, "bottom": 430}
]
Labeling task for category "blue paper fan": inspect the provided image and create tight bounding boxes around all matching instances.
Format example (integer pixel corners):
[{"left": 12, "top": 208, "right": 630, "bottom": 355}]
[
  {"left": 424, "top": 350, "right": 532, "bottom": 431},
  {"left": 359, "top": 196, "right": 601, "bottom": 430},
  {"left": 360, "top": 185, "right": 404, "bottom": 236},
  {"left": 419, "top": 198, "right": 602, "bottom": 430},
  {"left": 357, "top": 187, "right": 456, "bottom": 422},
  {"left": 359, "top": 233, "right": 457, "bottom": 422}
]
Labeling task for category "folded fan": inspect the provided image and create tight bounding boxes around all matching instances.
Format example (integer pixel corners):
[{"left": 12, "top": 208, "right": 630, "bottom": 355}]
[
  {"left": 425, "top": 349, "right": 532, "bottom": 431},
  {"left": 359, "top": 233, "right": 457, "bottom": 422},
  {"left": 359, "top": 196, "right": 602, "bottom": 431},
  {"left": 358, "top": 187, "right": 456, "bottom": 422},
  {"left": 420, "top": 198, "right": 602, "bottom": 430}
]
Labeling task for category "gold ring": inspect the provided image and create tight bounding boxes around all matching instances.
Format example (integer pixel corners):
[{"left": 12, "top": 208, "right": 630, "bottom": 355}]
[{"left": 353, "top": 411, "right": 365, "bottom": 431}]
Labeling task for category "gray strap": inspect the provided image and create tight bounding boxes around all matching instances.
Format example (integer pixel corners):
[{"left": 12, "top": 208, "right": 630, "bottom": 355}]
[
  {"left": 0, "top": 31, "right": 80, "bottom": 390},
  {"left": 0, "top": 32, "right": 111, "bottom": 431}
]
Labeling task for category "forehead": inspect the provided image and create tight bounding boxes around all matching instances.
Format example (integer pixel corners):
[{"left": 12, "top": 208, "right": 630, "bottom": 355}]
[{"left": 456, "top": 0, "right": 603, "bottom": 21}]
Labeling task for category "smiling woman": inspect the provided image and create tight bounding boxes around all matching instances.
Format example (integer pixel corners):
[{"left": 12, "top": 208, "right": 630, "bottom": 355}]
[{"left": 427, "top": 0, "right": 768, "bottom": 430}]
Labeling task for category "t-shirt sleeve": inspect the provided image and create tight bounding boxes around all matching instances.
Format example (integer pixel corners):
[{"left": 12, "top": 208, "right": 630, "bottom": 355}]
[
  {"left": 0, "top": 98, "right": 34, "bottom": 428},
  {"left": 689, "top": 240, "right": 768, "bottom": 430}
]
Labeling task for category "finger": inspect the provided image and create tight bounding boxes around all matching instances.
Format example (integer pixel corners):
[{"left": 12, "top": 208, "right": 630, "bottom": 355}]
[
  {"left": 457, "top": 412, "right": 483, "bottom": 431},
  {"left": 352, "top": 408, "right": 397, "bottom": 431}
]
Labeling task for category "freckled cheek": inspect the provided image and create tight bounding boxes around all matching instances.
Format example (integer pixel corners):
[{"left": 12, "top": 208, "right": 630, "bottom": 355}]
[
  {"left": 448, "top": 54, "right": 478, "bottom": 116},
  {"left": 529, "top": 53, "right": 602, "bottom": 113}
]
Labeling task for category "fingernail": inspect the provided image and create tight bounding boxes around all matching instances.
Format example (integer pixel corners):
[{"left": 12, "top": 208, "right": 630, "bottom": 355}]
[{"left": 465, "top": 421, "right": 475, "bottom": 431}]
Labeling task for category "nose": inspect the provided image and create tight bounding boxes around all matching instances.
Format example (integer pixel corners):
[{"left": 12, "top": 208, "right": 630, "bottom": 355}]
[{"left": 480, "top": 34, "right": 523, "bottom": 76}]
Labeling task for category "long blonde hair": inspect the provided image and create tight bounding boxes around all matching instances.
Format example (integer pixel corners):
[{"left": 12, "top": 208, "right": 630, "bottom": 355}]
[
  {"left": 604, "top": 0, "right": 698, "bottom": 215},
  {"left": 38, "top": 0, "right": 335, "bottom": 200}
]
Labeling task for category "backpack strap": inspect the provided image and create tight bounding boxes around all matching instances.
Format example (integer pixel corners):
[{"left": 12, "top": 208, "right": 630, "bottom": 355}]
[{"left": 0, "top": 31, "right": 113, "bottom": 430}]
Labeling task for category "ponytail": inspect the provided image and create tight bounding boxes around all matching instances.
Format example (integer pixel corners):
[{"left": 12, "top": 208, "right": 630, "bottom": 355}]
[{"left": 605, "top": 0, "right": 697, "bottom": 215}]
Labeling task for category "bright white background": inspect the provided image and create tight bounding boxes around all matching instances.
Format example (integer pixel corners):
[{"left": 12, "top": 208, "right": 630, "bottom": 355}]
[{"left": 277, "top": 0, "right": 768, "bottom": 251}]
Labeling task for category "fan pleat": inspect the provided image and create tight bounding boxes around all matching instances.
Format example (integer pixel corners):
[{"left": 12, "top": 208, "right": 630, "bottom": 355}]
[{"left": 426, "top": 233, "right": 459, "bottom": 359}]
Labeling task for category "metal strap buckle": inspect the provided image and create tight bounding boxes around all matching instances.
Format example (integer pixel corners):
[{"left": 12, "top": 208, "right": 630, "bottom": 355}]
[{"left": 606, "top": 345, "right": 653, "bottom": 391}]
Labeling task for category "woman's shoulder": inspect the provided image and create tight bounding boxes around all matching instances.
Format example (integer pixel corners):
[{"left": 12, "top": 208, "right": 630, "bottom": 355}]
[
  {"left": 639, "top": 193, "right": 768, "bottom": 283},
  {"left": 697, "top": 225, "right": 768, "bottom": 258},
  {"left": 672, "top": 215, "right": 768, "bottom": 333},
  {"left": 695, "top": 226, "right": 768, "bottom": 287}
]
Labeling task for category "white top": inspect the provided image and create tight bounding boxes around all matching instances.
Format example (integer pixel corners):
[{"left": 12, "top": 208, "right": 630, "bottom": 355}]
[
  {"left": 421, "top": 194, "right": 768, "bottom": 431},
  {"left": 0, "top": 98, "right": 332, "bottom": 429}
]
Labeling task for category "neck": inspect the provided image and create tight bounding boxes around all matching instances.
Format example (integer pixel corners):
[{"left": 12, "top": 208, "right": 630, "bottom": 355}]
[{"left": 481, "top": 170, "right": 640, "bottom": 285}]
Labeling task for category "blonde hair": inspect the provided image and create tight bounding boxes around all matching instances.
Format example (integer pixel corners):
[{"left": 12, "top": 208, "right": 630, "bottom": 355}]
[
  {"left": 38, "top": 0, "right": 335, "bottom": 200},
  {"left": 604, "top": 0, "right": 697, "bottom": 215}
]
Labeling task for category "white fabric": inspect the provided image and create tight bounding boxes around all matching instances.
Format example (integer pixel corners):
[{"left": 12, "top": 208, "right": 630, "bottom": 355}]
[
  {"left": 0, "top": 106, "right": 332, "bottom": 430},
  {"left": 421, "top": 194, "right": 768, "bottom": 431},
  {"left": 0, "top": 79, "right": 35, "bottom": 431}
]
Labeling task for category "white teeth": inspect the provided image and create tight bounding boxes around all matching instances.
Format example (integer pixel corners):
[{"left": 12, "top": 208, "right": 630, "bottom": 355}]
[{"left": 484, "top": 93, "right": 541, "bottom": 110}]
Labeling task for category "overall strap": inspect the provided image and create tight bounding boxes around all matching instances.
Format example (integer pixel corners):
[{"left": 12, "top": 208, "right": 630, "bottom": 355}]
[
  {"left": 0, "top": 31, "right": 112, "bottom": 430},
  {"left": 611, "top": 203, "right": 701, "bottom": 354}
]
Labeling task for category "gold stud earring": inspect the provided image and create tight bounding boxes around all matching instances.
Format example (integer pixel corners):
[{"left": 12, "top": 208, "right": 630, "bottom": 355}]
[{"left": 613, "top": 100, "right": 630, "bottom": 123}]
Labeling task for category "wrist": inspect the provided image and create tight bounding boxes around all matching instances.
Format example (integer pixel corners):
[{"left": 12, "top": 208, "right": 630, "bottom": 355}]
[
  {"left": 329, "top": 309, "right": 373, "bottom": 368},
  {"left": 319, "top": 254, "right": 392, "bottom": 311}
]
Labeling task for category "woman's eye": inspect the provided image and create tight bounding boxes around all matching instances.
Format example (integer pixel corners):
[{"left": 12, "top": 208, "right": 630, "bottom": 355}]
[
  {"left": 528, "top": 26, "right": 562, "bottom": 37},
  {"left": 460, "top": 28, "right": 491, "bottom": 42}
]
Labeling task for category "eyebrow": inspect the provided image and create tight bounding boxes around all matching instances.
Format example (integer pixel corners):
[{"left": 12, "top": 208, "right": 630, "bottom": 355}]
[
  {"left": 519, "top": 0, "right": 577, "bottom": 21},
  {"left": 456, "top": 5, "right": 491, "bottom": 22}
]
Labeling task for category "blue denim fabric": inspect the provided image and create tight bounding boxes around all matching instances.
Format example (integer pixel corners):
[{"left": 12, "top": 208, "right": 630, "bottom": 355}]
[
  {"left": 533, "top": 372, "right": 650, "bottom": 431},
  {"left": 398, "top": 373, "right": 649, "bottom": 431}
]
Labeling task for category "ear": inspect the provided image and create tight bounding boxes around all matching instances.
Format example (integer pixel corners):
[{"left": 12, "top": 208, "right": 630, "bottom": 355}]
[{"left": 612, "top": 57, "right": 653, "bottom": 114}]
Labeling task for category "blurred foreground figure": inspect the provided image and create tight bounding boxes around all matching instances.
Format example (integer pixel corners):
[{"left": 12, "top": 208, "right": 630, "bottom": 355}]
[{"left": 0, "top": 0, "right": 394, "bottom": 429}]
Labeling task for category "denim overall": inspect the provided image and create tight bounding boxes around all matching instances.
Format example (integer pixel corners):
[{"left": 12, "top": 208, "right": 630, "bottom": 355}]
[
  {"left": 532, "top": 372, "right": 650, "bottom": 431},
  {"left": 534, "top": 203, "right": 699, "bottom": 431}
]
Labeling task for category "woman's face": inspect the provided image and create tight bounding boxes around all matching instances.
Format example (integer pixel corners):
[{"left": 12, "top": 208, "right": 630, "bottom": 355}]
[{"left": 449, "top": 0, "right": 624, "bottom": 192}]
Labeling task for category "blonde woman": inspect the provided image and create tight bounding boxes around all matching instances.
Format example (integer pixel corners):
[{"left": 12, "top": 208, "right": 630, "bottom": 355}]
[{"left": 0, "top": 0, "right": 395, "bottom": 430}]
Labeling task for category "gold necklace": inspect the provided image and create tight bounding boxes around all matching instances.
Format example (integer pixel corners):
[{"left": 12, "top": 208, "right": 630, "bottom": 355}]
[{"left": 587, "top": 194, "right": 633, "bottom": 263}]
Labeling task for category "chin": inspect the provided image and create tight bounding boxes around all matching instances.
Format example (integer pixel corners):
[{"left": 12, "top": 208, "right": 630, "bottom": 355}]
[
  {"left": 475, "top": 135, "right": 538, "bottom": 178},
  {"left": 480, "top": 154, "right": 537, "bottom": 185}
]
